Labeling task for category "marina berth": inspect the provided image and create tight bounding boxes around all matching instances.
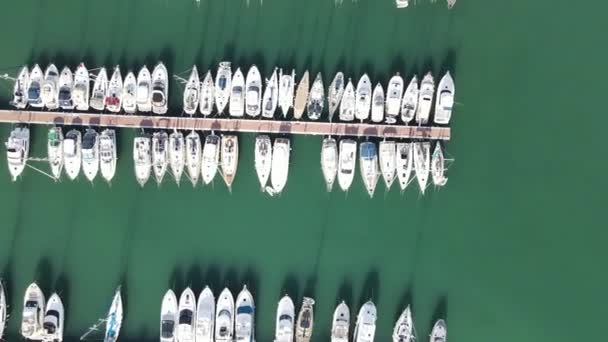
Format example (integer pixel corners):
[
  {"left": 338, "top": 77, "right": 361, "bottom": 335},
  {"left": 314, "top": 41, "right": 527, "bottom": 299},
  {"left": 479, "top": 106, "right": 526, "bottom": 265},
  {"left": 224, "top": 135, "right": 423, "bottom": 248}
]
[
  {"left": 353, "top": 301, "right": 377, "bottom": 342},
  {"left": 200, "top": 70, "right": 215, "bottom": 116},
  {"left": 21, "top": 282, "right": 45, "bottom": 339},
  {"left": 328, "top": 72, "right": 345, "bottom": 121},
  {"left": 434, "top": 71, "right": 455, "bottom": 124},
  {"left": 169, "top": 131, "right": 186, "bottom": 185},
  {"left": 278, "top": 69, "right": 295, "bottom": 118},
  {"left": 42, "top": 293, "right": 65, "bottom": 342},
  {"left": 133, "top": 134, "right": 152, "bottom": 187},
  {"left": 321, "top": 137, "right": 338, "bottom": 192},
  {"left": 177, "top": 287, "right": 196, "bottom": 342},
  {"left": 58, "top": 66, "right": 74, "bottom": 110},
  {"left": 245, "top": 65, "right": 263, "bottom": 117},
  {"left": 416, "top": 72, "right": 434, "bottom": 125},
  {"left": 106, "top": 66, "right": 123, "bottom": 113},
  {"left": 392, "top": 305, "right": 414, "bottom": 342},
  {"left": 371, "top": 83, "right": 384, "bottom": 123},
  {"left": 339, "top": 79, "right": 356, "bottom": 121},
  {"left": 355, "top": 74, "right": 372, "bottom": 122},
  {"left": 11, "top": 66, "right": 29, "bottom": 109},
  {"left": 221, "top": 135, "right": 239, "bottom": 190},
  {"left": 230, "top": 68, "right": 246, "bottom": 117},
  {"left": 152, "top": 131, "right": 169, "bottom": 185},
  {"left": 104, "top": 287, "right": 123, "bottom": 342},
  {"left": 401, "top": 76, "right": 419, "bottom": 124},
  {"left": 47, "top": 126, "right": 64, "bottom": 180},
  {"left": 430, "top": 319, "right": 447, "bottom": 342},
  {"left": 359, "top": 141, "right": 379, "bottom": 198},
  {"left": 122, "top": 71, "right": 138, "bottom": 114},
  {"left": 196, "top": 287, "right": 215, "bottom": 342},
  {"left": 183, "top": 66, "right": 200, "bottom": 116},
  {"left": 42, "top": 64, "right": 59, "bottom": 110},
  {"left": 270, "top": 137, "right": 290, "bottom": 195},
  {"left": 396, "top": 142, "right": 413, "bottom": 191},
  {"left": 307, "top": 73, "right": 324, "bottom": 120},
  {"left": 293, "top": 71, "right": 309, "bottom": 120},
  {"left": 414, "top": 141, "right": 431, "bottom": 194},
  {"left": 338, "top": 139, "right": 357, "bottom": 192},
  {"left": 152, "top": 62, "right": 169, "bottom": 114},
  {"left": 0, "top": 282, "right": 5, "bottom": 339},
  {"left": 379, "top": 140, "right": 397, "bottom": 190},
  {"left": 82, "top": 128, "right": 100, "bottom": 182},
  {"left": 215, "top": 62, "right": 232, "bottom": 114},
  {"left": 295, "top": 297, "right": 315, "bottom": 342},
  {"left": 73, "top": 63, "right": 90, "bottom": 111},
  {"left": 27, "top": 65, "right": 43, "bottom": 108},
  {"left": 202, "top": 133, "right": 221, "bottom": 185},
  {"left": 262, "top": 68, "right": 279, "bottom": 118},
  {"left": 185, "top": 131, "right": 202, "bottom": 186},
  {"left": 255, "top": 135, "right": 272, "bottom": 190},
  {"left": 275, "top": 295, "right": 295, "bottom": 342},
  {"left": 235, "top": 285, "right": 255, "bottom": 342},
  {"left": 136, "top": 66, "right": 152, "bottom": 112},
  {"left": 5, "top": 126, "right": 30, "bottom": 181},
  {"left": 215, "top": 288, "right": 235, "bottom": 342},
  {"left": 385, "top": 73, "right": 404, "bottom": 123},
  {"left": 99, "top": 129, "right": 117, "bottom": 183},
  {"left": 331, "top": 301, "right": 350, "bottom": 342},
  {"left": 90, "top": 67, "right": 108, "bottom": 111},
  {"left": 160, "top": 290, "right": 178, "bottom": 342},
  {"left": 63, "top": 129, "right": 82, "bottom": 180}
]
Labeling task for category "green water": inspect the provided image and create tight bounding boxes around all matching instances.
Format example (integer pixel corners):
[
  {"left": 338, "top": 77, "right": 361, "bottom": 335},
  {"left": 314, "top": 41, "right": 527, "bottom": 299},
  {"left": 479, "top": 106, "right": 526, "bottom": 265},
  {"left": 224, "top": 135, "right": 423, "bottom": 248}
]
[{"left": 1, "top": 0, "right": 607, "bottom": 341}]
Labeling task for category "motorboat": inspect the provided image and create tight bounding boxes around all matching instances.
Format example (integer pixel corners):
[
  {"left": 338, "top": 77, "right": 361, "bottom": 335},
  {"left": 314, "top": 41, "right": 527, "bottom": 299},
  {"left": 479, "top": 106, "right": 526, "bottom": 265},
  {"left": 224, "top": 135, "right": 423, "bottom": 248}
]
[
  {"left": 11, "top": 66, "right": 29, "bottom": 109},
  {"left": 186, "top": 131, "right": 202, "bottom": 186},
  {"left": 431, "top": 142, "right": 448, "bottom": 186},
  {"left": 201, "top": 133, "right": 220, "bottom": 185},
  {"left": 0, "top": 281, "right": 6, "bottom": 339},
  {"left": 63, "top": 129, "right": 82, "bottom": 180},
  {"left": 152, "top": 131, "right": 169, "bottom": 185},
  {"left": 160, "top": 290, "right": 178, "bottom": 342},
  {"left": 353, "top": 301, "right": 376, "bottom": 342},
  {"left": 169, "top": 131, "right": 186, "bottom": 185},
  {"left": 229, "top": 68, "right": 245, "bottom": 117},
  {"left": 5, "top": 126, "right": 30, "bottom": 181},
  {"left": 339, "top": 79, "right": 355, "bottom": 121},
  {"left": 122, "top": 71, "right": 137, "bottom": 114},
  {"left": 47, "top": 126, "right": 64, "bottom": 180},
  {"left": 271, "top": 138, "right": 290, "bottom": 195},
  {"left": 278, "top": 69, "right": 295, "bottom": 117},
  {"left": 337, "top": 139, "right": 356, "bottom": 192},
  {"left": 133, "top": 134, "right": 152, "bottom": 187},
  {"left": 307, "top": 73, "right": 324, "bottom": 120},
  {"left": 104, "top": 287, "right": 123, "bottom": 342},
  {"left": 327, "top": 72, "right": 345, "bottom": 121},
  {"left": 200, "top": 70, "right": 215, "bottom": 116},
  {"left": 385, "top": 74, "right": 404, "bottom": 123},
  {"left": 392, "top": 306, "right": 413, "bottom": 342},
  {"left": 254, "top": 135, "right": 272, "bottom": 190},
  {"left": 20, "top": 282, "right": 45, "bottom": 339},
  {"left": 137, "top": 66, "right": 152, "bottom": 112},
  {"left": 90, "top": 67, "right": 108, "bottom": 111},
  {"left": 177, "top": 287, "right": 196, "bottom": 342},
  {"left": 395, "top": 143, "right": 413, "bottom": 192},
  {"left": 379, "top": 140, "right": 397, "bottom": 190},
  {"left": 295, "top": 297, "right": 314, "bottom": 342},
  {"left": 355, "top": 74, "right": 372, "bottom": 122},
  {"left": 195, "top": 287, "right": 215, "bottom": 342},
  {"left": 183, "top": 66, "right": 200, "bottom": 115},
  {"left": 434, "top": 71, "right": 455, "bottom": 124},
  {"left": 429, "top": 320, "right": 447, "bottom": 342},
  {"left": 42, "top": 293, "right": 64, "bottom": 342},
  {"left": 416, "top": 72, "right": 434, "bottom": 124},
  {"left": 105, "top": 66, "right": 123, "bottom": 113},
  {"left": 235, "top": 286, "right": 255, "bottom": 342},
  {"left": 275, "top": 295, "right": 295, "bottom": 342},
  {"left": 73, "top": 63, "right": 90, "bottom": 111},
  {"left": 359, "top": 142, "right": 379, "bottom": 198},
  {"left": 262, "top": 68, "right": 279, "bottom": 118},
  {"left": 220, "top": 135, "right": 239, "bottom": 190},
  {"left": 58, "top": 66, "right": 74, "bottom": 110},
  {"left": 245, "top": 65, "right": 262, "bottom": 117},
  {"left": 293, "top": 71, "right": 309, "bottom": 119},
  {"left": 331, "top": 301, "right": 350, "bottom": 342},
  {"left": 27, "top": 64, "right": 43, "bottom": 108},
  {"left": 320, "top": 137, "right": 338, "bottom": 192},
  {"left": 215, "top": 288, "right": 235, "bottom": 342},
  {"left": 370, "top": 83, "right": 384, "bottom": 123},
  {"left": 401, "top": 76, "right": 418, "bottom": 124},
  {"left": 99, "top": 129, "right": 117, "bottom": 183},
  {"left": 396, "top": 0, "right": 409, "bottom": 8},
  {"left": 42, "top": 64, "right": 59, "bottom": 110},
  {"left": 152, "top": 62, "right": 169, "bottom": 114},
  {"left": 82, "top": 128, "right": 100, "bottom": 182},
  {"left": 215, "top": 61, "right": 232, "bottom": 114},
  {"left": 413, "top": 142, "right": 431, "bottom": 194}
]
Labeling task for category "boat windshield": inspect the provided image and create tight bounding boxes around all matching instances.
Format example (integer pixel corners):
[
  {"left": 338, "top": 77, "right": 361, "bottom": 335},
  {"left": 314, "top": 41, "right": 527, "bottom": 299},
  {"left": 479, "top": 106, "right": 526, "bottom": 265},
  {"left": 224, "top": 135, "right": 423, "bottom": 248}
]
[
  {"left": 179, "top": 310, "right": 193, "bottom": 324},
  {"left": 161, "top": 320, "right": 175, "bottom": 338},
  {"left": 43, "top": 322, "right": 57, "bottom": 333},
  {"left": 25, "top": 300, "right": 38, "bottom": 308},
  {"left": 279, "top": 314, "right": 292, "bottom": 322},
  {"left": 236, "top": 306, "right": 253, "bottom": 315},
  {"left": 58, "top": 88, "right": 71, "bottom": 100},
  {"left": 218, "top": 76, "right": 227, "bottom": 89},
  {"left": 28, "top": 83, "right": 40, "bottom": 99},
  {"left": 152, "top": 91, "right": 165, "bottom": 105}
]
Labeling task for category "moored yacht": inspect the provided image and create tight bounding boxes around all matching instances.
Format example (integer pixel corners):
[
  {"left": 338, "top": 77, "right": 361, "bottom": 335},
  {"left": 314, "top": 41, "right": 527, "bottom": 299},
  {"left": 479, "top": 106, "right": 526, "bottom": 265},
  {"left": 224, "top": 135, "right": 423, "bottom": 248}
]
[
  {"left": 385, "top": 74, "right": 404, "bottom": 124},
  {"left": 320, "top": 137, "right": 338, "bottom": 192},
  {"left": 186, "top": 131, "right": 202, "bottom": 186},
  {"left": 47, "top": 126, "right": 64, "bottom": 180},
  {"left": 430, "top": 320, "right": 447, "bottom": 342},
  {"left": 160, "top": 290, "right": 178, "bottom": 342},
  {"left": 379, "top": 140, "right": 397, "bottom": 190},
  {"left": 195, "top": 287, "right": 215, "bottom": 342},
  {"left": 355, "top": 74, "right": 372, "bottom": 122},
  {"left": 63, "top": 129, "right": 82, "bottom": 180},
  {"left": 152, "top": 62, "right": 169, "bottom": 114},
  {"left": 359, "top": 142, "right": 379, "bottom": 198},
  {"left": 42, "top": 64, "right": 59, "bottom": 110},
  {"left": 370, "top": 83, "right": 384, "bottom": 123},
  {"left": 396, "top": 143, "right": 413, "bottom": 192},
  {"left": 230, "top": 68, "right": 245, "bottom": 117},
  {"left": 401, "top": 76, "right": 419, "bottom": 124},
  {"left": 106, "top": 66, "right": 123, "bottom": 113},
  {"left": 434, "top": 71, "right": 455, "bottom": 124},
  {"left": 0, "top": 281, "right": 6, "bottom": 339},
  {"left": 137, "top": 66, "right": 152, "bottom": 112},
  {"left": 413, "top": 141, "right": 431, "bottom": 194},
  {"left": 339, "top": 79, "right": 355, "bottom": 122},
  {"left": 235, "top": 286, "right": 255, "bottom": 342},
  {"left": 99, "top": 129, "right": 117, "bottom": 183},
  {"left": 27, "top": 64, "right": 43, "bottom": 108},
  {"left": 169, "top": 131, "right": 186, "bottom": 185},
  {"left": 202, "top": 133, "right": 221, "bottom": 185},
  {"left": 278, "top": 69, "right": 295, "bottom": 118},
  {"left": 42, "top": 293, "right": 64, "bottom": 342},
  {"left": 73, "top": 63, "right": 90, "bottom": 111},
  {"left": 122, "top": 71, "right": 137, "bottom": 114},
  {"left": 215, "top": 62, "right": 232, "bottom": 114},
  {"left": 90, "top": 67, "right": 108, "bottom": 111},
  {"left": 200, "top": 70, "right": 215, "bottom": 116},
  {"left": 275, "top": 295, "right": 295, "bottom": 342},
  {"left": 328, "top": 72, "right": 345, "bottom": 121},
  {"left": 262, "top": 68, "right": 279, "bottom": 118},
  {"left": 293, "top": 71, "right": 309, "bottom": 120},
  {"left": 353, "top": 301, "right": 377, "bottom": 342},
  {"left": 270, "top": 138, "right": 290, "bottom": 195},
  {"left": 416, "top": 72, "right": 434, "bottom": 125},
  {"left": 177, "top": 287, "right": 196, "bottom": 342},
  {"left": 58, "top": 66, "right": 74, "bottom": 110},
  {"left": 215, "top": 288, "right": 235, "bottom": 342},
  {"left": 245, "top": 65, "right": 262, "bottom": 117},
  {"left": 5, "top": 126, "right": 30, "bottom": 181},
  {"left": 11, "top": 66, "right": 29, "bottom": 109},
  {"left": 133, "top": 134, "right": 152, "bottom": 187},
  {"left": 255, "top": 135, "right": 272, "bottom": 190},
  {"left": 337, "top": 139, "right": 356, "bottom": 192},
  {"left": 431, "top": 142, "right": 448, "bottom": 186},
  {"left": 82, "top": 128, "right": 100, "bottom": 182},
  {"left": 184, "top": 66, "right": 200, "bottom": 116},
  {"left": 152, "top": 131, "right": 169, "bottom": 185},
  {"left": 392, "top": 306, "right": 413, "bottom": 342},
  {"left": 221, "top": 135, "right": 239, "bottom": 190},
  {"left": 104, "top": 287, "right": 123, "bottom": 342},
  {"left": 331, "top": 301, "right": 350, "bottom": 342},
  {"left": 295, "top": 297, "right": 315, "bottom": 342},
  {"left": 307, "top": 73, "right": 324, "bottom": 120},
  {"left": 20, "top": 282, "right": 45, "bottom": 339}
]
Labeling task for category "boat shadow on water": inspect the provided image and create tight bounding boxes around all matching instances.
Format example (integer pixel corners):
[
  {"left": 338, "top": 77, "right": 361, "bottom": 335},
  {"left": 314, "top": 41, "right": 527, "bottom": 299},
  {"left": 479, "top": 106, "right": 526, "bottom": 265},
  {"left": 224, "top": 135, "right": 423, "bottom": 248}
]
[{"left": 358, "top": 269, "right": 380, "bottom": 307}]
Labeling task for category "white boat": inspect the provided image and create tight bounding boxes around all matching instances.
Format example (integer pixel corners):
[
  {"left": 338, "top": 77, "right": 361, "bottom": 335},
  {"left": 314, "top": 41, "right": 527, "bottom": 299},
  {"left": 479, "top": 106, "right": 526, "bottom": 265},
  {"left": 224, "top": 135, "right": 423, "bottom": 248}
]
[
  {"left": 99, "top": 129, "right": 117, "bottom": 183},
  {"left": 230, "top": 68, "right": 245, "bottom": 117},
  {"left": 184, "top": 66, "right": 200, "bottom": 115},
  {"left": 106, "top": 66, "right": 123, "bottom": 113},
  {"left": 104, "top": 287, "right": 123, "bottom": 342},
  {"left": 82, "top": 128, "right": 100, "bottom": 182},
  {"left": 11, "top": 66, "right": 29, "bottom": 109},
  {"left": 379, "top": 140, "right": 397, "bottom": 190},
  {"left": 416, "top": 73, "right": 434, "bottom": 124},
  {"left": 215, "top": 62, "right": 232, "bottom": 114},
  {"left": 434, "top": 71, "right": 455, "bottom": 124},
  {"left": 47, "top": 126, "right": 63, "bottom": 180},
  {"left": 5, "top": 126, "right": 30, "bottom": 181},
  {"left": 160, "top": 290, "right": 179, "bottom": 342},
  {"left": 370, "top": 83, "right": 384, "bottom": 123},
  {"left": 201, "top": 134, "right": 220, "bottom": 185},
  {"left": 395, "top": 143, "right": 413, "bottom": 192},
  {"left": 177, "top": 287, "right": 196, "bottom": 342},
  {"left": 152, "top": 62, "right": 169, "bottom": 114},
  {"left": 200, "top": 70, "right": 215, "bottom": 116},
  {"left": 137, "top": 66, "right": 152, "bottom": 112},
  {"left": 385, "top": 74, "right": 404, "bottom": 123},
  {"left": 431, "top": 143, "right": 448, "bottom": 186},
  {"left": 133, "top": 135, "right": 152, "bottom": 187},
  {"left": 353, "top": 301, "right": 376, "bottom": 342},
  {"left": 42, "top": 293, "right": 64, "bottom": 342},
  {"left": 63, "top": 129, "right": 82, "bottom": 180},
  {"left": 122, "top": 71, "right": 137, "bottom": 114},
  {"left": 186, "top": 131, "right": 202, "bottom": 187},
  {"left": 295, "top": 297, "right": 314, "bottom": 342},
  {"left": 401, "top": 76, "right": 419, "bottom": 124},
  {"left": 331, "top": 301, "right": 350, "bottom": 342},
  {"left": 215, "top": 288, "right": 235, "bottom": 342},
  {"left": 429, "top": 320, "right": 447, "bottom": 342},
  {"left": 90, "top": 67, "right": 108, "bottom": 111},
  {"left": 392, "top": 306, "right": 413, "bottom": 342},
  {"left": 320, "top": 137, "right": 338, "bottom": 192},
  {"left": 254, "top": 135, "right": 272, "bottom": 190},
  {"left": 42, "top": 64, "right": 59, "bottom": 110},
  {"left": 339, "top": 79, "right": 355, "bottom": 121},
  {"left": 0, "top": 281, "right": 6, "bottom": 339},
  {"left": 245, "top": 65, "right": 262, "bottom": 117},
  {"left": 221, "top": 135, "right": 239, "bottom": 190},
  {"left": 307, "top": 73, "right": 324, "bottom": 120},
  {"left": 395, "top": 0, "right": 409, "bottom": 8},
  {"left": 152, "top": 131, "right": 169, "bottom": 185},
  {"left": 235, "top": 286, "right": 255, "bottom": 342},
  {"left": 20, "top": 282, "right": 45, "bottom": 339},
  {"left": 278, "top": 69, "right": 295, "bottom": 117},
  {"left": 271, "top": 138, "right": 290, "bottom": 195},
  {"left": 169, "top": 131, "right": 186, "bottom": 185},
  {"left": 27, "top": 64, "right": 43, "bottom": 108},
  {"left": 58, "top": 66, "right": 74, "bottom": 110},
  {"left": 359, "top": 142, "right": 379, "bottom": 198},
  {"left": 327, "top": 72, "right": 345, "bottom": 121},
  {"left": 337, "top": 139, "right": 356, "bottom": 192},
  {"left": 262, "top": 68, "right": 279, "bottom": 118},
  {"left": 293, "top": 71, "right": 309, "bottom": 120},
  {"left": 413, "top": 142, "right": 431, "bottom": 194},
  {"left": 195, "top": 287, "right": 215, "bottom": 342},
  {"left": 275, "top": 295, "right": 295, "bottom": 342},
  {"left": 73, "top": 63, "right": 90, "bottom": 111},
  {"left": 355, "top": 74, "right": 372, "bottom": 122}
]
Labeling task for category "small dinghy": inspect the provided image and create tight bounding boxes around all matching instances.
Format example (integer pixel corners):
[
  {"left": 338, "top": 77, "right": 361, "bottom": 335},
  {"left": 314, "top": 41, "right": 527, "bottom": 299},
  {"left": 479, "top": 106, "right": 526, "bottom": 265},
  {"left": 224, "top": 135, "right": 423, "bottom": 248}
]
[
  {"left": 434, "top": 71, "right": 455, "bottom": 124},
  {"left": 339, "top": 79, "right": 355, "bottom": 122},
  {"left": 42, "top": 64, "right": 59, "bottom": 110},
  {"left": 0, "top": 281, "right": 6, "bottom": 339},
  {"left": 431, "top": 142, "right": 448, "bottom": 186},
  {"left": 235, "top": 286, "right": 255, "bottom": 342},
  {"left": 5, "top": 126, "right": 30, "bottom": 181},
  {"left": 401, "top": 76, "right": 419, "bottom": 124},
  {"left": 221, "top": 135, "right": 239, "bottom": 190},
  {"left": 200, "top": 70, "right": 215, "bottom": 116},
  {"left": 337, "top": 139, "right": 357, "bottom": 192},
  {"left": 20, "top": 282, "right": 45, "bottom": 339},
  {"left": 370, "top": 83, "right": 384, "bottom": 123},
  {"left": 307, "top": 73, "right": 324, "bottom": 120},
  {"left": 353, "top": 301, "right": 377, "bottom": 342},
  {"left": 413, "top": 141, "right": 431, "bottom": 194},
  {"left": 255, "top": 135, "right": 272, "bottom": 190},
  {"left": 270, "top": 138, "right": 290, "bottom": 195},
  {"left": 169, "top": 131, "right": 186, "bottom": 185},
  {"left": 160, "top": 290, "right": 178, "bottom": 342},
  {"left": 11, "top": 66, "right": 29, "bottom": 109},
  {"left": 82, "top": 128, "right": 100, "bottom": 182},
  {"left": 27, "top": 64, "right": 43, "bottom": 108},
  {"left": 184, "top": 66, "right": 201, "bottom": 115},
  {"left": 392, "top": 306, "right": 414, "bottom": 342},
  {"left": 320, "top": 137, "right": 338, "bottom": 192},
  {"left": 63, "top": 129, "right": 82, "bottom": 180},
  {"left": 327, "top": 72, "right": 345, "bottom": 121},
  {"left": 178, "top": 288, "right": 196, "bottom": 342},
  {"left": 186, "top": 131, "right": 202, "bottom": 186},
  {"left": 278, "top": 68, "right": 295, "bottom": 117},
  {"left": 331, "top": 301, "right": 350, "bottom": 342},
  {"left": 295, "top": 297, "right": 315, "bottom": 342},
  {"left": 416, "top": 72, "right": 434, "bottom": 125},
  {"left": 90, "top": 67, "right": 108, "bottom": 111},
  {"left": 58, "top": 66, "right": 74, "bottom": 110},
  {"left": 293, "top": 71, "right": 309, "bottom": 120},
  {"left": 105, "top": 66, "right": 123, "bottom": 113},
  {"left": 430, "top": 319, "right": 447, "bottom": 342},
  {"left": 47, "top": 126, "right": 64, "bottom": 180},
  {"left": 122, "top": 71, "right": 137, "bottom": 114},
  {"left": 73, "top": 63, "right": 90, "bottom": 111},
  {"left": 152, "top": 62, "right": 169, "bottom": 114},
  {"left": 275, "top": 295, "right": 295, "bottom": 342},
  {"left": 262, "top": 68, "right": 279, "bottom": 118},
  {"left": 215, "top": 61, "right": 232, "bottom": 114},
  {"left": 133, "top": 134, "right": 152, "bottom": 187},
  {"left": 379, "top": 140, "right": 397, "bottom": 190},
  {"left": 42, "top": 293, "right": 64, "bottom": 342},
  {"left": 385, "top": 73, "right": 404, "bottom": 124},
  {"left": 152, "top": 131, "right": 169, "bottom": 185},
  {"left": 245, "top": 65, "right": 262, "bottom": 117},
  {"left": 202, "top": 134, "right": 221, "bottom": 185},
  {"left": 355, "top": 74, "right": 372, "bottom": 122},
  {"left": 215, "top": 288, "right": 235, "bottom": 342},
  {"left": 359, "top": 142, "right": 379, "bottom": 198},
  {"left": 396, "top": 143, "right": 413, "bottom": 192},
  {"left": 137, "top": 66, "right": 152, "bottom": 112},
  {"left": 195, "top": 287, "right": 215, "bottom": 342},
  {"left": 230, "top": 68, "right": 245, "bottom": 117},
  {"left": 99, "top": 129, "right": 117, "bottom": 183},
  {"left": 104, "top": 287, "right": 123, "bottom": 342}
]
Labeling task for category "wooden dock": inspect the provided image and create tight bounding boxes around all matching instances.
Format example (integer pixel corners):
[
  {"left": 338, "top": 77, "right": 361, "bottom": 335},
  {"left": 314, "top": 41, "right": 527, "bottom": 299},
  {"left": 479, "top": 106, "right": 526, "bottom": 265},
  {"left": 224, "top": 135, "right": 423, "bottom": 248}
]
[{"left": 0, "top": 110, "right": 451, "bottom": 140}]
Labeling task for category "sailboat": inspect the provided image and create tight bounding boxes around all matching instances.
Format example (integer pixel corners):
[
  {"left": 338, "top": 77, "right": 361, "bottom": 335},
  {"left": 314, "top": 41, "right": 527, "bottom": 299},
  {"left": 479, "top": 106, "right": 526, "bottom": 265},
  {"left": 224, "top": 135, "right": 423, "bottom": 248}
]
[
  {"left": 177, "top": 287, "right": 196, "bottom": 342},
  {"left": 195, "top": 287, "right": 215, "bottom": 342},
  {"left": 401, "top": 76, "right": 419, "bottom": 124},
  {"left": 215, "top": 288, "right": 235, "bottom": 342},
  {"left": 230, "top": 68, "right": 245, "bottom": 117},
  {"left": 337, "top": 139, "right": 356, "bottom": 192},
  {"left": 63, "top": 129, "right": 82, "bottom": 180},
  {"left": 429, "top": 320, "right": 447, "bottom": 342},
  {"left": 353, "top": 301, "right": 376, "bottom": 342},
  {"left": 385, "top": 74, "right": 404, "bottom": 124},
  {"left": 27, "top": 64, "right": 43, "bottom": 108},
  {"left": 200, "top": 70, "right": 215, "bottom": 116},
  {"left": 339, "top": 79, "right": 355, "bottom": 121},
  {"left": 262, "top": 68, "right": 279, "bottom": 118},
  {"left": 20, "top": 282, "right": 45, "bottom": 339},
  {"left": 202, "top": 133, "right": 221, "bottom": 185},
  {"left": 413, "top": 142, "right": 431, "bottom": 194},
  {"left": 255, "top": 135, "right": 272, "bottom": 190},
  {"left": 122, "top": 71, "right": 137, "bottom": 114},
  {"left": 434, "top": 71, "right": 455, "bottom": 124},
  {"left": 295, "top": 297, "right": 315, "bottom": 342},
  {"left": 152, "top": 62, "right": 169, "bottom": 114},
  {"left": 90, "top": 67, "right": 108, "bottom": 111},
  {"left": 379, "top": 140, "right": 397, "bottom": 190},
  {"left": 104, "top": 287, "right": 123, "bottom": 342},
  {"left": 47, "top": 126, "right": 64, "bottom": 180},
  {"left": 355, "top": 74, "right": 372, "bottom": 122},
  {"left": 152, "top": 131, "right": 169, "bottom": 185},
  {"left": 271, "top": 138, "right": 290, "bottom": 195},
  {"left": 42, "top": 293, "right": 64, "bottom": 342},
  {"left": 235, "top": 286, "right": 255, "bottom": 342},
  {"left": 307, "top": 73, "right": 324, "bottom": 120},
  {"left": 275, "top": 295, "right": 295, "bottom": 342},
  {"left": 73, "top": 63, "right": 90, "bottom": 111},
  {"left": 320, "top": 137, "right": 338, "bottom": 192},
  {"left": 245, "top": 65, "right": 263, "bottom": 117},
  {"left": 396, "top": 143, "right": 413, "bottom": 192},
  {"left": 82, "top": 128, "right": 100, "bottom": 182},
  {"left": 327, "top": 72, "right": 345, "bottom": 121},
  {"left": 5, "top": 126, "right": 30, "bottom": 181},
  {"left": 0, "top": 281, "right": 6, "bottom": 339},
  {"left": 278, "top": 69, "right": 295, "bottom": 118},
  {"left": 42, "top": 64, "right": 59, "bottom": 110},
  {"left": 293, "top": 71, "right": 309, "bottom": 120},
  {"left": 106, "top": 66, "right": 123, "bottom": 113},
  {"left": 137, "top": 66, "right": 152, "bottom": 112},
  {"left": 370, "top": 83, "right": 384, "bottom": 123},
  {"left": 221, "top": 135, "right": 239, "bottom": 190},
  {"left": 184, "top": 66, "right": 201, "bottom": 115},
  {"left": 331, "top": 302, "right": 350, "bottom": 342},
  {"left": 215, "top": 61, "right": 232, "bottom": 114},
  {"left": 392, "top": 306, "right": 414, "bottom": 342},
  {"left": 169, "top": 131, "right": 186, "bottom": 185},
  {"left": 186, "top": 131, "right": 202, "bottom": 186},
  {"left": 416, "top": 72, "right": 434, "bottom": 125},
  {"left": 431, "top": 142, "right": 448, "bottom": 186},
  {"left": 359, "top": 142, "right": 379, "bottom": 198},
  {"left": 58, "top": 66, "right": 74, "bottom": 110},
  {"left": 99, "top": 129, "right": 117, "bottom": 183},
  {"left": 11, "top": 66, "right": 29, "bottom": 109},
  {"left": 160, "top": 290, "right": 178, "bottom": 342},
  {"left": 133, "top": 134, "right": 152, "bottom": 187}
]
